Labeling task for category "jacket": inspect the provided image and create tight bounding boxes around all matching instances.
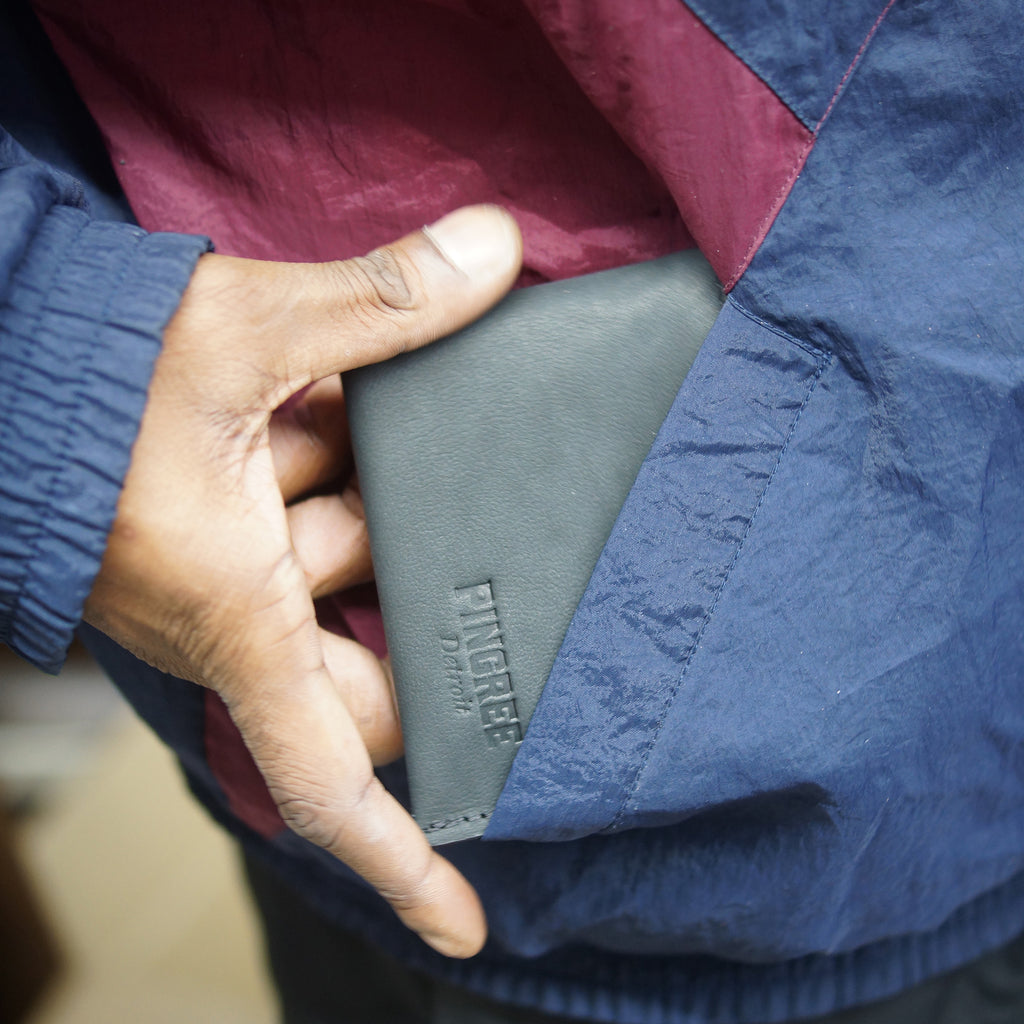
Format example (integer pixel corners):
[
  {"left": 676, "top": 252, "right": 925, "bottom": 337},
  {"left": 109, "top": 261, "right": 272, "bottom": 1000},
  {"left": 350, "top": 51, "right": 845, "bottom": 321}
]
[{"left": 2, "top": 2, "right": 1023, "bottom": 1021}]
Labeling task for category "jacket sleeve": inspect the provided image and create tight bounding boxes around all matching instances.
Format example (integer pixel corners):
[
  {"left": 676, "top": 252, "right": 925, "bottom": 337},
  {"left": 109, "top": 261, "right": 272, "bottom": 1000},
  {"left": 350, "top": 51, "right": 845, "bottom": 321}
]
[{"left": 0, "top": 125, "right": 210, "bottom": 672}]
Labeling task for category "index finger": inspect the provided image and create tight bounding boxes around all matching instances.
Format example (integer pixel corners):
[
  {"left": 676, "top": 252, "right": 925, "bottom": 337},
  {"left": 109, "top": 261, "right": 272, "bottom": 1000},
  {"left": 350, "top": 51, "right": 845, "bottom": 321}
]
[{"left": 222, "top": 611, "right": 486, "bottom": 958}]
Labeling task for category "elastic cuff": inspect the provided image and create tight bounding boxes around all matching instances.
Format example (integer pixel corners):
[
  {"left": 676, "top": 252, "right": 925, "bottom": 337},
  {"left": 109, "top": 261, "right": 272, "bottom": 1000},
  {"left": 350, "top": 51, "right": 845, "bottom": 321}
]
[{"left": 0, "top": 204, "right": 210, "bottom": 670}]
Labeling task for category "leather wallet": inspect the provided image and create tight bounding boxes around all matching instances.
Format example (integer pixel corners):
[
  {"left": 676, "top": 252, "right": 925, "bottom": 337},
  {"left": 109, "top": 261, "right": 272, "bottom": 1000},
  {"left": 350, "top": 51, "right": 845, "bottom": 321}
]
[{"left": 344, "top": 250, "right": 723, "bottom": 844}]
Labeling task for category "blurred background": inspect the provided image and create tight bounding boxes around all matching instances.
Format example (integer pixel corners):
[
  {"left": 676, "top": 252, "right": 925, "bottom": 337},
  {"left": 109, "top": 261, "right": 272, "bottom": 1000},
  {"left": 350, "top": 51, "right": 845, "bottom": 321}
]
[{"left": 0, "top": 641, "right": 276, "bottom": 1024}]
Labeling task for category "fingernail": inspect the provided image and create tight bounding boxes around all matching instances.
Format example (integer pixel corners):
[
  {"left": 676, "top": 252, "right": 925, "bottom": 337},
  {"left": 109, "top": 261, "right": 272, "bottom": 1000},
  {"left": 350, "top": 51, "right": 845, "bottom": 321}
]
[{"left": 423, "top": 205, "right": 521, "bottom": 281}]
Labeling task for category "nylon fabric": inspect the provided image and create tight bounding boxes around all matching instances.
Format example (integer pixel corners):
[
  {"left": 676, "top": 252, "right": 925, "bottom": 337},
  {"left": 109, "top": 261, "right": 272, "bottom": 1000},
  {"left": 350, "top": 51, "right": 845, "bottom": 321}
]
[
  {"left": 0, "top": 124, "right": 209, "bottom": 669},
  {"left": 33, "top": 0, "right": 693, "bottom": 283},
  {"left": 32, "top": 0, "right": 814, "bottom": 288},
  {"left": 491, "top": 0, "right": 1024, "bottom": 988},
  {"left": 681, "top": 0, "right": 895, "bottom": 129},
  {"left": 7, "top": 0, "right": 1024, "bottom": 1021},
  {"left": 516, "top": 0, "right": 812, "bottom": 286}
]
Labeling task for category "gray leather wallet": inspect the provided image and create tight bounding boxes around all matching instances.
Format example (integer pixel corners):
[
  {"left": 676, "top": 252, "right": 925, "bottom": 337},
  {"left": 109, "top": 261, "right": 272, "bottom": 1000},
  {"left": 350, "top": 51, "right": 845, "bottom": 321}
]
[{"left": 344, "top": 250, "right": 723, "bottom": 844}]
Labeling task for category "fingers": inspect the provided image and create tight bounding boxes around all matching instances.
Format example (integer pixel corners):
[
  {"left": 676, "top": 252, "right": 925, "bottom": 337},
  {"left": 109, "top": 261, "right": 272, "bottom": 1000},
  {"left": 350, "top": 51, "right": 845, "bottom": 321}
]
[
  {"left": 211, "top": 561, "right": 485, "bottom": 957},
  {"left": 270, "top": 204, "right": 522, "bottom": 394},
  {"left": 320, "top": 631, "right": 402, "bottom": 765},
  {"left": 270, "top": 375, "right": 351, "bottom": 503},
  {"left": 287, "top": 485, "right": 372, "bottom": 597},
  {"left": 225, "top": 631, "right": 486, "bottom": 958}
]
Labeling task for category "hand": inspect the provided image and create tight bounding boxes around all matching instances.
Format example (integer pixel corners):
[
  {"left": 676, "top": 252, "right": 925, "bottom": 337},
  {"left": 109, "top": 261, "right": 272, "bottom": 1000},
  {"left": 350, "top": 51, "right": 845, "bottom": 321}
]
[{"left": 83, "top": 206, "right": 522, "bottom": 957}]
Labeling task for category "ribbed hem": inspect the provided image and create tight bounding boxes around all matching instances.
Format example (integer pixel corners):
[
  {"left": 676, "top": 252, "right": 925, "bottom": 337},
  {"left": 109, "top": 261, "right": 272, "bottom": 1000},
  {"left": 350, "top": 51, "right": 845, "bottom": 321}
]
[
  {"left": 0, "top": 204, "right": 210, "bottom": 671},
  {"left": 240, "top": 833, "right": 1024, "bottom": 1024}
]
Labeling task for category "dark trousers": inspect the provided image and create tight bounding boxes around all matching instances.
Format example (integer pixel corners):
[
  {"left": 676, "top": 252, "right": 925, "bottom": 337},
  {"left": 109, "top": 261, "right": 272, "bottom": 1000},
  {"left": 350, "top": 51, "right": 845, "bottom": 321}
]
[{"left": 244, "top": 855, "right": 1024, "bottom": 1024}]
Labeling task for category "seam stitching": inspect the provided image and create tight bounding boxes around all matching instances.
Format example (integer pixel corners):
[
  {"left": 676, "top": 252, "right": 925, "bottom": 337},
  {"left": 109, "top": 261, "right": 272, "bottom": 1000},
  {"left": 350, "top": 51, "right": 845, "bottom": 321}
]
[
  {"left": 724, "top": 131, "right": 815, "bottom": 292},
  {"left": 422, "top": 810, "right": 491, "bottom": 834},
  {"left": 608, "top": 347, "right": 832, "bottom": 832},
  {"left": 814, "top": 0, "right": 899, "bottom": 134},
  {"left": 729, "top": 297, "right": 832, "bottom": 358},
  {"left": 678, "top": 1, "right": 813, "bottom": 128},
  {"left": 722, "top": 0, "right": 899, "bottom": 291}
]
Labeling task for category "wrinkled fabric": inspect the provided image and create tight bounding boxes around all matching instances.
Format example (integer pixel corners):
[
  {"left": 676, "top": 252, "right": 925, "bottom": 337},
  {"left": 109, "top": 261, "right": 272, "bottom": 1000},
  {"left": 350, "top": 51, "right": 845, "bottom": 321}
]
[
  {"left": 34, "top": 0, "right": 687, "bottom": 282},
  {"left": 0, "top": 0, "right": 132, "bottom": 222},
  {"left": 492, "top": 0, "right": 1024, "bottom": 982},
  {"left": 682, "top": 0, "right": 895, "bottom": 129},
  {"left": 6, "top": 0, "right": 1024, "bottom": 1022},
  {"left": 0, "top": 129, "right": 209, "bottom": 671},
  {"left": 33, "top": 0, "right": 814, "bottom": 288}
]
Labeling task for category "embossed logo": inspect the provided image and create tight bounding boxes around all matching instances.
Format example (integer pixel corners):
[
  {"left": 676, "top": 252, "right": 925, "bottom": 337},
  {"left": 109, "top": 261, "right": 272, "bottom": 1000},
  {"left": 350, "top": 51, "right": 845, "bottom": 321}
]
[
  {"left": 445, "top": 582, "right": 522, "bottom": 747},
  {"left": 439, "top": 634, "right": 473, "bottom": 715}
]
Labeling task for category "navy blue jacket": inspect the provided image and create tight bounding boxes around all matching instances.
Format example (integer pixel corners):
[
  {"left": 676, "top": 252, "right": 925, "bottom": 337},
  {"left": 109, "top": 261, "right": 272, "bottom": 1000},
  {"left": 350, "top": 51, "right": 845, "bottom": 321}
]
[
  {"left": 2, "top": 2, "right": 1023, "bottom": 1022},
  {"left": 0, "top": 1, "right": 208, "bottom": 669}
]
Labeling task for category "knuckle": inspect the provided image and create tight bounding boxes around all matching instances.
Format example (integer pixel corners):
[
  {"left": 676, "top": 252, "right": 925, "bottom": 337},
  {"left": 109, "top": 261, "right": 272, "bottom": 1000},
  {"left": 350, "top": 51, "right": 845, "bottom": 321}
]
[
  {"left": 246, "top": 554, "right": 311, "bottom": 627},
  {"left": 251, "top": 551, "right": 307, "bottom": 614},
  {"left": 275, "top": 791, "right": 344, "bottom": 850},
  {"left": 189, "top": 555, "right": 319, "bottom": 701},
  {"left": 352, "top": 248, "right": 417, "bottom": 311},
  {"left": 272, "top": 766, "right": 381, "bottom": 853},
  {"left": 327, "top": 249, "right": 423, "bottom": 347}
]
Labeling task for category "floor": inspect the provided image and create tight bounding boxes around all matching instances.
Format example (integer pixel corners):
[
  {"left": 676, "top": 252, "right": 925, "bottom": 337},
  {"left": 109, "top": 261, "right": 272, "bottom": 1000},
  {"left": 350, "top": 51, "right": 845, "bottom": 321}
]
[{"left": 1, "top": 643, "right": 277, "bottom": 1024}]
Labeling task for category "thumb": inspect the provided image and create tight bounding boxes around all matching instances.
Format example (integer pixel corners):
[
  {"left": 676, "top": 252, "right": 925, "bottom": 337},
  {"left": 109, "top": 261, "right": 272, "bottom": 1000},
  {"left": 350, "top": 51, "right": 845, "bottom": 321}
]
[{"left": 258, "top": 204, "right": 522, "bottom": 398}]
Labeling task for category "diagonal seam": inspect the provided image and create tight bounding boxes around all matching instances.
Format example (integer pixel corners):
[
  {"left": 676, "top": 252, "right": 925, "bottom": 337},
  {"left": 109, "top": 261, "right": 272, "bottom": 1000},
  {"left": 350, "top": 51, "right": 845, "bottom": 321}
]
[
  {"left": 608, "top": 344, "right": 832, "bottom": 833},
  {"left": 720, "top": 0, "right": 900, "bottom": 290},
  {"left": 815, "top": 0, "right": 900, "bottom": 134}
]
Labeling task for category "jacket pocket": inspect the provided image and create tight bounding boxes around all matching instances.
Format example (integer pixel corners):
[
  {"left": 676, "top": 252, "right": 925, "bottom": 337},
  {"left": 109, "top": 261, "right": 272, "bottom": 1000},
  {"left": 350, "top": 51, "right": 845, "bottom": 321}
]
[{"left": 487, "top": 297, "right": 830, "bottom": 841}]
